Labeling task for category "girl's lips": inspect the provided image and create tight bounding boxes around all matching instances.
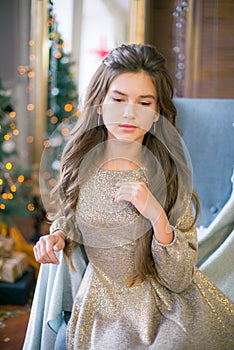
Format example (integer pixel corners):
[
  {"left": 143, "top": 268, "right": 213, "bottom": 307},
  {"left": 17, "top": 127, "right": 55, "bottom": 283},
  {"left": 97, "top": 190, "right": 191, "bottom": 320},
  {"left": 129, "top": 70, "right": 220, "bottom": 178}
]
[{"left": 119, "top": 124, "right": 137, "bottom": 131}]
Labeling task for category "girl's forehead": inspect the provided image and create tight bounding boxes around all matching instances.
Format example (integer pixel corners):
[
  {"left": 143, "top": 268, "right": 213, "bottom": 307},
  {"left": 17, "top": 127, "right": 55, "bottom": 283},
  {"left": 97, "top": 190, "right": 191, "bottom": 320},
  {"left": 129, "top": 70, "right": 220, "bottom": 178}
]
[{"left": 108, "top": 71, "right": 156, "bottom": 96}]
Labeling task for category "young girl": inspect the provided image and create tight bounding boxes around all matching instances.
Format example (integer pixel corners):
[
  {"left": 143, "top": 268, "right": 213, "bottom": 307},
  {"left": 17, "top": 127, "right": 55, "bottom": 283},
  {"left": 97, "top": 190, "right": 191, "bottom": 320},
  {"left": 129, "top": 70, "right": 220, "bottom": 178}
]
[{"left": 32, "top": 44, "right": 233, "bottom": 349}]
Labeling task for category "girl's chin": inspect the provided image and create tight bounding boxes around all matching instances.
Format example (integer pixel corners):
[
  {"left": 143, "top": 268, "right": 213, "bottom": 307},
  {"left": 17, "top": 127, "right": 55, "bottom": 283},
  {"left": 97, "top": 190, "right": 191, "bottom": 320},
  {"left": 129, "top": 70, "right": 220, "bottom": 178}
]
[
  {"left": 107, "top": 129, "right": 146, "bottom": 143},
  {"left": 107, "top": 136, "right": 144, "bottom": 144}
]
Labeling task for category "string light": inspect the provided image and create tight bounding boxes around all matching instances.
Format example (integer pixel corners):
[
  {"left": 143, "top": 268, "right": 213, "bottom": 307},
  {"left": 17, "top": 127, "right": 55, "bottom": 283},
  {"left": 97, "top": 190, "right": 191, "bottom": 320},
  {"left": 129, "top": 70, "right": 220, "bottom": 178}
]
[
  {"left": 1, "top": 37, "right": 39, "bottom": 217},
  {"left": 64, "top": 103, "right": 73, "bottom": 112},
  {"left": 50, "top": 116, "right": 58, "bottom": 124},
  {"left": 44, "top": 140, "right": 50, "bottom": 148},
  {"left": 18, "top": 175, "right": 25, "bottom": 183},
  {"left": 42, "top": 171, "right": 51, "bottom": 180},
  {"left": 5, "top": 162, "right": 12, "bottom": 170},
  {"left": 61, "top": 128, "right": 70, "bottom": 136},
  {"left": 12, "top": 129, "right": 19, "bottom": 136},
  {"left": 26, "top": 136, "right": 34, "bottom": 143},
  {"left": 27, "top": 203, "right": 35, "bottom": 211},
  {"left": 28, "top": 71, "right": 35, "bottom": 79},
  {"left": 54, "top": 51, "right": 62, "bottom": 59},
  {"left": 47, "top": 109, "right": 54, "bottom": 116},
  {"left": 17, "top": 65, "right": 28, "bottom": 75},
  {"left": 9, "top": 111, "right": 16, "bottom": 118},
  {"left": 173, "top": 0, "right": 189, "bottom": 96},
  {"left": 49, "top": 178, "right": 57, "bottom": 187},
  {"left": 4, "top": 134, "right": 11, "bottom": 140},
  {"left": 10, "top": 185, "right": 17, "bottom": 192},
  {"left": 27, "top": 103, "right": 35, "bottom": 111},
  {"left": 1, "top": 2, "right": 79, "bottom": 222},
  {"left": 29, "top": 54, "right": 36, "bottom": 61}
]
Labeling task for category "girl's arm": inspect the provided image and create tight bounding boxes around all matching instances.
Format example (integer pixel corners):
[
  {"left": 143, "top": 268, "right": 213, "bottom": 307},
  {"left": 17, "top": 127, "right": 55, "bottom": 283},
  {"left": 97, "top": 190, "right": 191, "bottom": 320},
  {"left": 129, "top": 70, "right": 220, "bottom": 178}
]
[
  {"left": 151, "top": 205, "right": 198, "bottom": 293},
  {"left": 115, "top": 181, "right": 198, "bottom": 292},
  {"left": 33, "top": 216, "right": 68, "bottom": 264}
]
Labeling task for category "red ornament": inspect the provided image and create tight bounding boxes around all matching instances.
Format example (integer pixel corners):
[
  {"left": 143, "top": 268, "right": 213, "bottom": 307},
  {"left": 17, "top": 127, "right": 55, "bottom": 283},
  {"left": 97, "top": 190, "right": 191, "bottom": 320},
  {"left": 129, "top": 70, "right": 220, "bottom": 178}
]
[{"left": 90, "top": 38, "right": 110, "bottom": 59}]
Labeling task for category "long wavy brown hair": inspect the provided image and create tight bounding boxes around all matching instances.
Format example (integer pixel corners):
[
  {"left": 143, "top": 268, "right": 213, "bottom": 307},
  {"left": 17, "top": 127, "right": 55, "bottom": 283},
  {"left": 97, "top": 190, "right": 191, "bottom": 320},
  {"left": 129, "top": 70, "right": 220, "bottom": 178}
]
[{"left": 53, "top": 43, "right": 199, "bottom": 286}]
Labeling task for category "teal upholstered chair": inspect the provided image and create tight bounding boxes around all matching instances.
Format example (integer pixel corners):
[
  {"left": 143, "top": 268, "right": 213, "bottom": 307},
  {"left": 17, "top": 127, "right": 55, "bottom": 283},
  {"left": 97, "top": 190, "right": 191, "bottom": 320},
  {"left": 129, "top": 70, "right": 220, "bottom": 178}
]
[
  {"left": 175, "top": 98, "right": 234, "bottom": 301},
  {"left": 175, "top": 98, "right": 234, "bottom": 227}
]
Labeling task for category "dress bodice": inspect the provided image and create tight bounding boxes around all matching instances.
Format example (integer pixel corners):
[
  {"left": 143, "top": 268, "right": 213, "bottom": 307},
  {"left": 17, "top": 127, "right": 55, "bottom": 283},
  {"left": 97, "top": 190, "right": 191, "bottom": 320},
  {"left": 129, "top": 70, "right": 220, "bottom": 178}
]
[
  {"left": 75, "top": 167, "right": 151, "bottom": 283},
  {"left": 76, "top": 166, "right": 151, "bottom": 249}
]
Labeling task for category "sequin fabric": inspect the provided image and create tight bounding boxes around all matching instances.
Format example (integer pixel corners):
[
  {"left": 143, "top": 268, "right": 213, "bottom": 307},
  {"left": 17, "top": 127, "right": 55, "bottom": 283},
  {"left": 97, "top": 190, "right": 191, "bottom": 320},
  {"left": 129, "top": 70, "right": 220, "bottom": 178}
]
[{"left": 66, "top": 168, "right": 234, "bottom": 350}]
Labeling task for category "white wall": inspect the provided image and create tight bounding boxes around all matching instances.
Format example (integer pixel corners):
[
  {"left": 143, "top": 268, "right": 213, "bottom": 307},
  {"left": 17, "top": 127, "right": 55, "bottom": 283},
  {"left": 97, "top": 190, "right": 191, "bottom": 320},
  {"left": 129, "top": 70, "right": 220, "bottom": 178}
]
[
  {"left": 53, "top": 0, "right": 74, "bottom": 53},
  {"left": 78, "top": 0, "right": 129, "bottom": 103},
  {"left": 52, "top": 0, "right": 129, "bottom": 106}
]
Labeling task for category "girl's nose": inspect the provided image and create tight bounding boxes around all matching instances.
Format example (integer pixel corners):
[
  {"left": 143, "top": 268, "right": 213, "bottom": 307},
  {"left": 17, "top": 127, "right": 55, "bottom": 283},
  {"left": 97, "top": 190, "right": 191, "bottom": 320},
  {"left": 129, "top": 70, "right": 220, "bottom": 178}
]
[{"left": 122, "top": 103, "right": 135, "bottom": 119}]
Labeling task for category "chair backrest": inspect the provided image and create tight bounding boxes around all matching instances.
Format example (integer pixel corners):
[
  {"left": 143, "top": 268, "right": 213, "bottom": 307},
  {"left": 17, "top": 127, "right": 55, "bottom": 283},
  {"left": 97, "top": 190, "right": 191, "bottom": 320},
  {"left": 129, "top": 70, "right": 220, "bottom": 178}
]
[{"left": 174, "top": 98, "right": 234, "bottom": 226}]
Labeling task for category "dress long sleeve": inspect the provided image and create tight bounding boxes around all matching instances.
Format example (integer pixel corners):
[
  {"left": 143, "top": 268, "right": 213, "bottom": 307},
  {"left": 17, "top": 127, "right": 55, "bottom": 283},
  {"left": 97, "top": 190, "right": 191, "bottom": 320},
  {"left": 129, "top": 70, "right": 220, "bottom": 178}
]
[
  {"left": 50, "top": 216, "right": 82, "bottom": 243},
  {"left": 151, "top": 205, "right": 198, "bottom": 293},
  {"left": 50, "top": 216, "right": 70, "bottom": 234}
]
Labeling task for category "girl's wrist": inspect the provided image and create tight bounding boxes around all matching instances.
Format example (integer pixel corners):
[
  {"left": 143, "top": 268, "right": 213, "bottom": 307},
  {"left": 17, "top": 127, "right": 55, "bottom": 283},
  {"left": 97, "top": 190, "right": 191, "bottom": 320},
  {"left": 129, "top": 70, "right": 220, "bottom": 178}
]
[
  {"left": 51, "top": 229, "right": 66, "bottom": 240},
  {"left": 151, "top": 211, "right": 174, "bottom": 244}
]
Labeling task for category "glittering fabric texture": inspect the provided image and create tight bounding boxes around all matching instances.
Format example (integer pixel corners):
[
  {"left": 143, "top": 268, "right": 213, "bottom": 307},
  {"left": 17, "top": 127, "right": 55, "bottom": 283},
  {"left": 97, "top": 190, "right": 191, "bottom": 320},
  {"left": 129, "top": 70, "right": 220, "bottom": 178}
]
[{"left": 66, "top": 168, "right": 234, "bottom": 350}]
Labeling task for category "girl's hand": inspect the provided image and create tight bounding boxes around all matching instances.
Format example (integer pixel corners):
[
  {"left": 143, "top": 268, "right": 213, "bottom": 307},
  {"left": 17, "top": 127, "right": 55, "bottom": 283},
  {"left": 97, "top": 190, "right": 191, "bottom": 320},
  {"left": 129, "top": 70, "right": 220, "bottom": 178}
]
[
  {"left": 115, "top": 181, "right": 163, "bottom": 224},
  {"left": 33, "top": 230, "right": 66, "bottom": 265},
  {"left": 115, "top": 182, "right": 174, "bottom": 244}
]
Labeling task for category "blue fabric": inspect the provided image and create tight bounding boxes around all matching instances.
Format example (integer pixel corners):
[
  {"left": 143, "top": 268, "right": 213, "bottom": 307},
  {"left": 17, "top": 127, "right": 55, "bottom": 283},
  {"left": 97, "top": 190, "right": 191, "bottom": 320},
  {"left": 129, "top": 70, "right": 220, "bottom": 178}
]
[
  {"left": 23, "top": 246, "right": 87, "bottom": 350},
  {"left": 175, "top": 98, "right": 234, "bottom": 302},
  {"left": 54, "top": 320, "right": 67, "bottom": 350},
  {"left": 175, "top": 98, "right": 234, "bottom": 227},
  {"left": 198, "top": 173, "right": 234, "bottom": 301}
]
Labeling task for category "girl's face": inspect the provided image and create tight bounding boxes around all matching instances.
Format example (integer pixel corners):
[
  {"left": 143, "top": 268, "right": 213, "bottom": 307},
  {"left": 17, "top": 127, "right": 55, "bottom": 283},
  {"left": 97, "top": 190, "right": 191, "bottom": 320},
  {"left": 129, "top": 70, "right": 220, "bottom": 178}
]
[{"left": 102, "top": 71, "right": 159, "bottom": 144}]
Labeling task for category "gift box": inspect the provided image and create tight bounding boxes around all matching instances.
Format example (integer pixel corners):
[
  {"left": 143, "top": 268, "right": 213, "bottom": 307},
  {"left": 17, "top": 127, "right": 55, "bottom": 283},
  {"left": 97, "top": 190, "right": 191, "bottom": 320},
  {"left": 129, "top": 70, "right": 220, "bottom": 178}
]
[
  {"left": 0, "top": 234, "right": 15, "bottom": 258},
  {"left": 0, "top": 242, "right": 4, "bottom": 257},
  {"left": 0, "top": 251, "right": 29, "bottom": 283},
  {"left": 0, "top": 266, "right": 36, "bottom": 305}
]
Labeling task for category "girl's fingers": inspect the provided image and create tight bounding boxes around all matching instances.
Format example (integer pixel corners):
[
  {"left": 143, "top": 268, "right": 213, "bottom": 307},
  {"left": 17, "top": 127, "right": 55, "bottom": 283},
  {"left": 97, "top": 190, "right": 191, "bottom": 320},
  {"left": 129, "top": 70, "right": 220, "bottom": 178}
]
[
  {"left": 116, "top": 181, "right": 142, "bottom": 189},
  {"left": 114, "top": 181, "right": 162, "bottom": 223},
  {"left": 115, "top": 182, "right": 136, "bottom": 202},
  {"left": 115, "top": 182, "right": 147, "bottom": 202},
  {"left": 115, "top": 191, "right": 133, "bottom": 203},
  {"left": 33, "top": 235, "right": 60, "bottom": 264},
  {"left": 45, "top": 238, "right": 60, "bottom": 264}
]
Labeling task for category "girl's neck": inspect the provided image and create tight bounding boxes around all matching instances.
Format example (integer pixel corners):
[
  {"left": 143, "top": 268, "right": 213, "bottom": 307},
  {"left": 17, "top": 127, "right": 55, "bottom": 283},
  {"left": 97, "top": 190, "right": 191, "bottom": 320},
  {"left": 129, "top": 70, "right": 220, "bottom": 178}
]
[{"left": 100, "top": 139, "right": 143, "bottom": 171}]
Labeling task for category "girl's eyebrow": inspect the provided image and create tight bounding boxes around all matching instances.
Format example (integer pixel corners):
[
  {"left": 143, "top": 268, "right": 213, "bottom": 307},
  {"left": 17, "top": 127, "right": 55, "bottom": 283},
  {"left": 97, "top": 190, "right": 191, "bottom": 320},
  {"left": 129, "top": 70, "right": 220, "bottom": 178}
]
[
  {"left": 139, "top": 94, "right": 156, "bottom": 100},
  {"left": 110, "top": 89, "right": 127, "bottom": 96},
  {"left": 110, "top": 89, "right": 156, "bottom": 100}
]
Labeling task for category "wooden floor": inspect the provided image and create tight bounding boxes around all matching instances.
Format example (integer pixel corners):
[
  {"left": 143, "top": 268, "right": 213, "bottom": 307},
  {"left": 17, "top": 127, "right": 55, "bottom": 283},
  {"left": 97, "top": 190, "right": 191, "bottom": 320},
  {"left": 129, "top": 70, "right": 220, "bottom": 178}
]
[
  {"left": 0, "top": 219, "right": 42, "bottom": 349},
  {"left": 0, "top": 305, "right": 30, "bottom": 350}
]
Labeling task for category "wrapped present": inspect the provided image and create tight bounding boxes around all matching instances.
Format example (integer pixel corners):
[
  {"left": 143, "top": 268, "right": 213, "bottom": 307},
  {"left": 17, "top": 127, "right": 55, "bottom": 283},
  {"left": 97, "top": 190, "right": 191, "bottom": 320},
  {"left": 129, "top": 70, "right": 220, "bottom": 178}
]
[
  {"left": 0, "top": 251, "right": 29, "bottom": 283},
  {"left": 0, "top": 266, "right": 36, "bottom": 305},
  {"left": 0, "top": 241, "right": 4, "bottom": 256},
  {"left": 0, "top": 234, "right": 15, "bottom": 258}
]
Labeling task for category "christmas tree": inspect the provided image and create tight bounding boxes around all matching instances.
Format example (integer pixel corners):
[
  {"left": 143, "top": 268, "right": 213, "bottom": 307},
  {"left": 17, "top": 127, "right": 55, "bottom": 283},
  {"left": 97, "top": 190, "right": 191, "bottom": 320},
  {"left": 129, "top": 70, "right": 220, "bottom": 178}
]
[
  {"left": 46, "top": 0, "right": 78, "bottom": 137},
  {"left": 39, "top": 1, "right": 79, "bottom": 216},
  {"left": 0, "top": 78, "right": 34, "bottom": 223}
]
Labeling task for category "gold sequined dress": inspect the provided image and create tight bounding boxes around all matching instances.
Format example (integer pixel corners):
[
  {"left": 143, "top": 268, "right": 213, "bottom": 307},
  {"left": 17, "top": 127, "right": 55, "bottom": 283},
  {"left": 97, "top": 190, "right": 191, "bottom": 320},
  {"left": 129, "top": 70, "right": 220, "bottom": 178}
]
[{"left": 66, "top": 167, "right": 234, "bottom": 350}]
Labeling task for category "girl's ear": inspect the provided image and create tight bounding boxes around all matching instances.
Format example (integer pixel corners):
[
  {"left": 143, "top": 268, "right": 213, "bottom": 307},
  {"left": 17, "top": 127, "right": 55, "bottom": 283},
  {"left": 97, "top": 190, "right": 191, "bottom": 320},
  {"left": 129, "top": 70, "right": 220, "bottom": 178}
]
[
  {"left": 154, "top": 111, "right": 160, "bottom": 122},
  {"left": 153, "top": 103, "right": 160, "bottom": 122},
  {"left": 97, "top": 105, "right": 102, "bottom": 115}
]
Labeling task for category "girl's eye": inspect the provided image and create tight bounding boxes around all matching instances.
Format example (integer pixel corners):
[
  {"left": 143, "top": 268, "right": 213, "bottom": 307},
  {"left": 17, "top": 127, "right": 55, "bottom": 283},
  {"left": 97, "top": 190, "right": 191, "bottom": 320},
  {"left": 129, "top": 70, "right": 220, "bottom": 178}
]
[
  {"left": 140, "top": 101, "right": 151, "bottom": 106},
  {"left": 112, "top": 97, "right": 124, "bottom": 103}
]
